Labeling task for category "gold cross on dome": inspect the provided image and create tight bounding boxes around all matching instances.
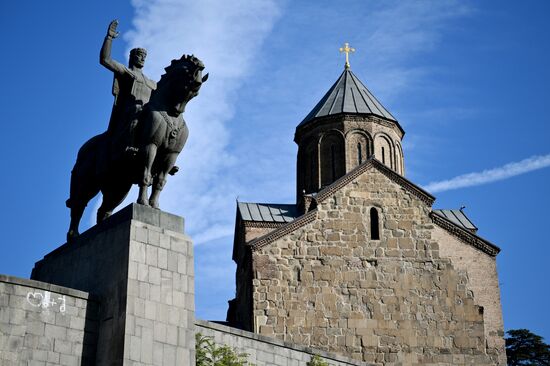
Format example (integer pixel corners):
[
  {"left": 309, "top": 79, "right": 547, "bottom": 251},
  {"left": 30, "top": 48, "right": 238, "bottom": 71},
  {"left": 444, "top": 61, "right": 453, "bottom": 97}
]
[{"left": 339, "top": 42, "right": 355, "bottom": 69}]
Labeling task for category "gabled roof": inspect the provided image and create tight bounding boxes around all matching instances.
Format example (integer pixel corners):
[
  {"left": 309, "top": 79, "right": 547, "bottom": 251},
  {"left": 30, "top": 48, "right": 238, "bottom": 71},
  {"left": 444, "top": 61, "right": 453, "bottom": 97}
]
[
  {"left": 315, "top": 157, "right": 435, "bottom": 206},
  {"left": 249, "top": 157, "right": 435, "bottom": 251},
  {"left": 298, "top": 68, "right": 398, "bottom": 128},
  {"left": 237, "top": 202, "right": 298, "bottom": 224},
  {"left": 244, "top": 158, "right": 500, "bottom": 257}
]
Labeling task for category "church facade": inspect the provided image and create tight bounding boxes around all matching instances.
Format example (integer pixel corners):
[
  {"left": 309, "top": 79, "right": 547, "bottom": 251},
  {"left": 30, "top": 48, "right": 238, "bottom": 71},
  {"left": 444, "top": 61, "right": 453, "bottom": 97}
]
[{"left": 227, "top": 62, "right": 506, "bottom": 365}]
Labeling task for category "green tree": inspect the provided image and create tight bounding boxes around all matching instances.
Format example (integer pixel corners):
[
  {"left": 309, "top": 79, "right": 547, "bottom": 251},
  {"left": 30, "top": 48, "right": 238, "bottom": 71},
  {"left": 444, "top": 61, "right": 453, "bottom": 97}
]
[
  {"left": 506, "top": 329, "right": 550, "bottom": 366},
  {"left": 196, "top": 333, "right": 254, "bottom": 366},
  {"left": 307, "top": 354, "right": 330, "bottom": 366}
]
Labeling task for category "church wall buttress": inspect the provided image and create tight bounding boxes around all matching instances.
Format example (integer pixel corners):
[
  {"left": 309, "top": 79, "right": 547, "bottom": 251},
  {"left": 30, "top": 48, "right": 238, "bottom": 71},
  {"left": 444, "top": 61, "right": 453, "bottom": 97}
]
[{"left": 433, "top": 226, "right": 506, "bottom": 364}]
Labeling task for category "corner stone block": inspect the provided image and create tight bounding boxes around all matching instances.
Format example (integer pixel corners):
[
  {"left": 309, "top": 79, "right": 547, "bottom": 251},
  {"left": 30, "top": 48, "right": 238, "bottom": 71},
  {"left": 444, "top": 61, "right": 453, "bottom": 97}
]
[{"left": 31, "top": 203, "right": 195, "bottom": 366}]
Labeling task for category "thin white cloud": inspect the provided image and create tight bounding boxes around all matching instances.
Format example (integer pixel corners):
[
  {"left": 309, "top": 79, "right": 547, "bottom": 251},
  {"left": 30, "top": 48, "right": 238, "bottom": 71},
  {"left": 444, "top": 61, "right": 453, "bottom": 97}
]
[{"left": 424, "top": 154, "right": 550, "bottom": 193}]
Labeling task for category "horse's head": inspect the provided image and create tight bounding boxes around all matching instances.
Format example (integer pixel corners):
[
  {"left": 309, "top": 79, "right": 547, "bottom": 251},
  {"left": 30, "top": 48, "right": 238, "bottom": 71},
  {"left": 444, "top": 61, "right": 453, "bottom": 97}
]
[{"left": 154, "top": 54, "right": 208, "bottom": 115}]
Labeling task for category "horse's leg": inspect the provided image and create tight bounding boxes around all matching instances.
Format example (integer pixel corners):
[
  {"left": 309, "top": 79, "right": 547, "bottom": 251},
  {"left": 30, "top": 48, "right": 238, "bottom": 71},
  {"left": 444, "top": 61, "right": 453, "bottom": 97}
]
[
  {"left": 66, "top": 183, "right": 100, "bottom": 241},
  {"left": 138, "top": 143, "right": 157, "bottom": 206},
  {"left": 98, "top": 180, "right": 132, "bottom": 223},
  {"left": 67, "top": 201, "right": 86, "bottom": 242},
  {"left": 149, "top": 152, "right": 178, "bottom": 209},
  {"left": 66, "top": 135, "right": 104, "bottom": 242}
]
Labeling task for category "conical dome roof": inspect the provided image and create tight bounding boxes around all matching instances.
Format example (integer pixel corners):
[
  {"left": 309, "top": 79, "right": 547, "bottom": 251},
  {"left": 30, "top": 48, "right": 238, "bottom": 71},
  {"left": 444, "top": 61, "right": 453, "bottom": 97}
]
[{"left": 298, "top": 68, "right": 398, "bottom": 128}]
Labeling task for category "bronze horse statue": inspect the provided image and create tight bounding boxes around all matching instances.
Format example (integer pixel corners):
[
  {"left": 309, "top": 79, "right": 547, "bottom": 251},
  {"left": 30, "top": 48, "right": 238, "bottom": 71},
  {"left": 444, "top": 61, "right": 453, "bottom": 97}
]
[{"left": 66, "top": 55, "right": 208, "bottom": 241}]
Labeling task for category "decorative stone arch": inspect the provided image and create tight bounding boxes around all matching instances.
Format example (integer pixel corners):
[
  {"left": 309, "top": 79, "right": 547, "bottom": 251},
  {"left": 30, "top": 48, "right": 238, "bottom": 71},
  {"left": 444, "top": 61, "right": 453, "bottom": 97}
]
[
  {"left": 394, "top": 141, "right": 405, "bottom": 175},
  {"left": 299, "top": 136, "right": 320, "bottom": 194},
  {"left": 319, "top": 130, "right": 346, "bottom": 188},
  {"left": 373, "top": 133, "right": 395, "bottom": 170},
  {"left": 345, "top": 130, "right": 372, "bottom": 169}
]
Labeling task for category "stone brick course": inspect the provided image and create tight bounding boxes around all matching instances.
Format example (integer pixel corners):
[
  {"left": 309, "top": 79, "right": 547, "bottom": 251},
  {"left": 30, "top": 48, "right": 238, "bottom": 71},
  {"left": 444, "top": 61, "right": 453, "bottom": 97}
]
[
  {"left": 0, "top": 275, "right": 99, "bottom": 366},
  {"left": 235, "top": 166, "right": 505, "bottom": 365},
  {"left": 30, "top": 203, "right": 195, "bottom": 366},
  {"left": 196, "top": 319, "right": 367, "bottom": 366},
  {"left": 433, "top": 226, "right": 506, "bottom": 364}
]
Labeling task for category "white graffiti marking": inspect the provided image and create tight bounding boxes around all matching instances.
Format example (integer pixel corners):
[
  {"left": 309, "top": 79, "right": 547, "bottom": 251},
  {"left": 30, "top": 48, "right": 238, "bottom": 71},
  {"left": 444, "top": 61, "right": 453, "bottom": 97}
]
[{"left": 26, "top": 291, "right": 67, "bottom": 313}]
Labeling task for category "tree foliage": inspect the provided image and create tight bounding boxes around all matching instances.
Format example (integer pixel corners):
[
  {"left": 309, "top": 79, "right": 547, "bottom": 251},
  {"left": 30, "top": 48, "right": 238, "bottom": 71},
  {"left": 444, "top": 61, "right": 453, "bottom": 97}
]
[
  {"left": 506, "top": 329, "right": 550, "bottom": 366},
  {"left": 307, "top": 354, "right": 330, "bottom": 366},
  {"left": 196, "top": 333, "right": 254, "bottom": 366}
]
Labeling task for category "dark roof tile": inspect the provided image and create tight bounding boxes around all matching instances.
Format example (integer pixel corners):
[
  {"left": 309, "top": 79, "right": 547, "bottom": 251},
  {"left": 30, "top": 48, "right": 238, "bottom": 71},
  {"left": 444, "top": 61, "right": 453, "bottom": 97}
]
[
  {"left": 238, "top": 202, "right": 298, "bottom": 223},
  {"left": 298, "top": 69, "right": 397, "bottom": 127}
]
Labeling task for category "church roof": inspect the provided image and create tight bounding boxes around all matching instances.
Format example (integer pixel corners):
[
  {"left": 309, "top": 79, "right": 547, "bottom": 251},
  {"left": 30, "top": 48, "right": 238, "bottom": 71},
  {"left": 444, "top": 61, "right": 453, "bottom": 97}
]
[
  {"left": 433, "top": 209, "right": 477, "bottom": 232},
  {"left": 298, "top": 68, "right": 398, "bottom": 128},
  {"left": 237, "top": 202, "right": 298, "bottom": 223},
  {"left": 246, "top": 158, "right": 500, "bottom": 256}
]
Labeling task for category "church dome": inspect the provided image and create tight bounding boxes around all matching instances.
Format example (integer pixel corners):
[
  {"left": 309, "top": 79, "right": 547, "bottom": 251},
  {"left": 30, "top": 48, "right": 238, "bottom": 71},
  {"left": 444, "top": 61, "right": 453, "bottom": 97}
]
[
  {"left": 298, "top": 68, "right": 401, "bottom": 132},
  {"left": 295, "top": 59, "right": 406, "bottom": 200}
]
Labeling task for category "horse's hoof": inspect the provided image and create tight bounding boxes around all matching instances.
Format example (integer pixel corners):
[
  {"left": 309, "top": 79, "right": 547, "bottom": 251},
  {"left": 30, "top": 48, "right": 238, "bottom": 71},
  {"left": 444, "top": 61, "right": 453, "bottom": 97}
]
[
  {"left": 168, "top": 166, "right": 179, "bottom": 175},
  {"left": 150, "top": 201, "right": 159, "bottom": 209},
  {"left": 137, "top": 198, "right": 149, "bottom": 206},
  {"left": 67, "top": 230, "right": 79, "bottom": 243},
  {"left": 97, "top": 211, "right": 111, "bottom": 223}
]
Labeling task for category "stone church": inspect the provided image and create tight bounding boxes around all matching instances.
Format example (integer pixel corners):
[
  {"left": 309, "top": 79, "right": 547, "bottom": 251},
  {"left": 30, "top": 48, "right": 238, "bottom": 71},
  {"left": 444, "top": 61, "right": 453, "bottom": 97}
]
[
  {"left": 227, "top": 56, "right": 506, "bottom": 364},
  {"left": 0, "top": 47, "right": 508, "bottom": 366}
]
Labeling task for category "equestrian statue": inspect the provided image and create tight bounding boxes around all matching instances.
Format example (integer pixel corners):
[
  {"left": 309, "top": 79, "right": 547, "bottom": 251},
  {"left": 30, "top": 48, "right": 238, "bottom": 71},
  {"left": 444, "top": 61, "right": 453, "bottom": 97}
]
[{"left": 66, "top": 20, "right": 208, "bottom": 241}]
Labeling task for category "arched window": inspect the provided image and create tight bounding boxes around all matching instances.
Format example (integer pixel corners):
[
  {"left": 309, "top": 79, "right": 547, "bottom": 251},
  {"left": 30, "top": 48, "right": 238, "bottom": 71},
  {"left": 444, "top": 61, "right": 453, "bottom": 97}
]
[
  {"left": 309, "top": 152, "right": 316, "bottom": 191},
  {"left": 375, "top": 135, "right": 393, "bottom": 169},
  {"left": 330, "top": 144, "right": 336, "bottom": 181},
  {"left": 370, "top": 208, "right": 380, "bottom": 240},
  {"left": 320, "top": 133, "right": 344, "bottom": 187},
  {"left": 347, "top": 132, "right": 370, "bottom": 169}
]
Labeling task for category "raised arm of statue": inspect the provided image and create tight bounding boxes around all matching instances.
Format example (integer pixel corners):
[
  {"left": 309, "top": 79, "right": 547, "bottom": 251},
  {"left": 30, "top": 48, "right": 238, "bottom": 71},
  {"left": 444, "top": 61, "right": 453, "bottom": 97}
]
[{"left": 100, "top": 20, "right": 127, "bottom": 75}]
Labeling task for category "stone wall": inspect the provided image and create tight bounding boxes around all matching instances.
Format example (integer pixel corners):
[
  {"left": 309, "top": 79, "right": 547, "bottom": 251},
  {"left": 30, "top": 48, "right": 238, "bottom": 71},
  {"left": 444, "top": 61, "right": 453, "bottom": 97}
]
[
  {"left": 249, "top": 166, "right": 502, "bottom": 365},
  {"left": 230, "top": 215, "right": 287, "bottom": 331},
  {"left": 196, "top": 319, "right": 366, "bottom": 366},
  {"left": 31, "top": 204, "right": 196, "bottom": 366},
  {"left": 433, "top": 225, "right": 506, "bottom": 364},
  {"left": 0, "top": 274, "right": 99, "bottom": 365}
]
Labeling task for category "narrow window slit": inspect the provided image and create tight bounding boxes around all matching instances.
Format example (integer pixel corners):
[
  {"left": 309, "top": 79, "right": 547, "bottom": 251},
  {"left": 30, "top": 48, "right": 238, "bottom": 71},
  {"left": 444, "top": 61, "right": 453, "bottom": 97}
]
[{"left": 370, "top": 207, "right": 380, "bottom": 240}]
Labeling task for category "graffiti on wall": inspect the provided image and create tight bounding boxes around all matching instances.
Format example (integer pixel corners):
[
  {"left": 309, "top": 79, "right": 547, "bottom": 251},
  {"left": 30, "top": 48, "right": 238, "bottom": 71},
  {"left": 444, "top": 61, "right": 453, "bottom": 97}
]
[{"left": 26, "top": 291, "right": 66, "bottom": 313}]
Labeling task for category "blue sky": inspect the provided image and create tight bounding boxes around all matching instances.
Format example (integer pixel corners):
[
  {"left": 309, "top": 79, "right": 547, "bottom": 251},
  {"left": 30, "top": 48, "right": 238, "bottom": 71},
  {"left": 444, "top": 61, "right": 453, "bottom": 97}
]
[{"left": 1, "top": 0, "right": 549, "bottom": 340}]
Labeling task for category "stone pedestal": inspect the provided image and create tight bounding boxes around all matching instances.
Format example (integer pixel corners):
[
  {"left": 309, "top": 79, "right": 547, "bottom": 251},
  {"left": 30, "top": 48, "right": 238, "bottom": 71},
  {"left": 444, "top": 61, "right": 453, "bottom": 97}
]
[{"left": 31, "top": 204, "right": 195, "bottom": 366}]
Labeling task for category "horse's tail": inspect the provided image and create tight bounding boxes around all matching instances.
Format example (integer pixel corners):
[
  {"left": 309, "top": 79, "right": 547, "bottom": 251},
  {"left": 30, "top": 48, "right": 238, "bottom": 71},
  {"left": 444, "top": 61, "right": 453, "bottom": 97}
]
[{"left": 66, "top": 133, "right": 106, "bottom": 209}]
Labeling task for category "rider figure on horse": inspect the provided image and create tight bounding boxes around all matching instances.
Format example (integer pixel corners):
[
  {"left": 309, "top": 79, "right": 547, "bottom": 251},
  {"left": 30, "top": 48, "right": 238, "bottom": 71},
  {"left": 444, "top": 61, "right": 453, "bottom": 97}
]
[{"left": 100, "top": 20, "right": 157, "bottom": 158}]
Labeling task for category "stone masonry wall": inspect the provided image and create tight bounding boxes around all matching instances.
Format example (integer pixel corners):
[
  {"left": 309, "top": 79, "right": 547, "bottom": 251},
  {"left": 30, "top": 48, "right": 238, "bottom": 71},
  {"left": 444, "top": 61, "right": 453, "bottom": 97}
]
[
  {"left": 231, "top": 217, "right": 287, "bottom": 331},
  {"left": 124, "top": 217, "right": 195, "bottom": 365},
  {"left": 433, "top": 226, "right": 506, "bottom": 364},
  {"left": 251, "top": 167, "right": 501, "bottom": 365},
  {"left": 31, "top": 204, "right": 195, "bottom": 366},
  {"left": 196, "top": 319, "right": 367, "bottom": 366},
  {"left": 0, "top": 274, "right": 99, "bottom": 366}
]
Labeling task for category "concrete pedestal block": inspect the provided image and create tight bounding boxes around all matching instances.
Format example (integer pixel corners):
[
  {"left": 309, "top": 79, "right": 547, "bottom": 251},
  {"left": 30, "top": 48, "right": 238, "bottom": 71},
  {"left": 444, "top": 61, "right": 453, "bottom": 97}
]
[{"left": 31, "top": 204, "right": 195, "bottom": 366}]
